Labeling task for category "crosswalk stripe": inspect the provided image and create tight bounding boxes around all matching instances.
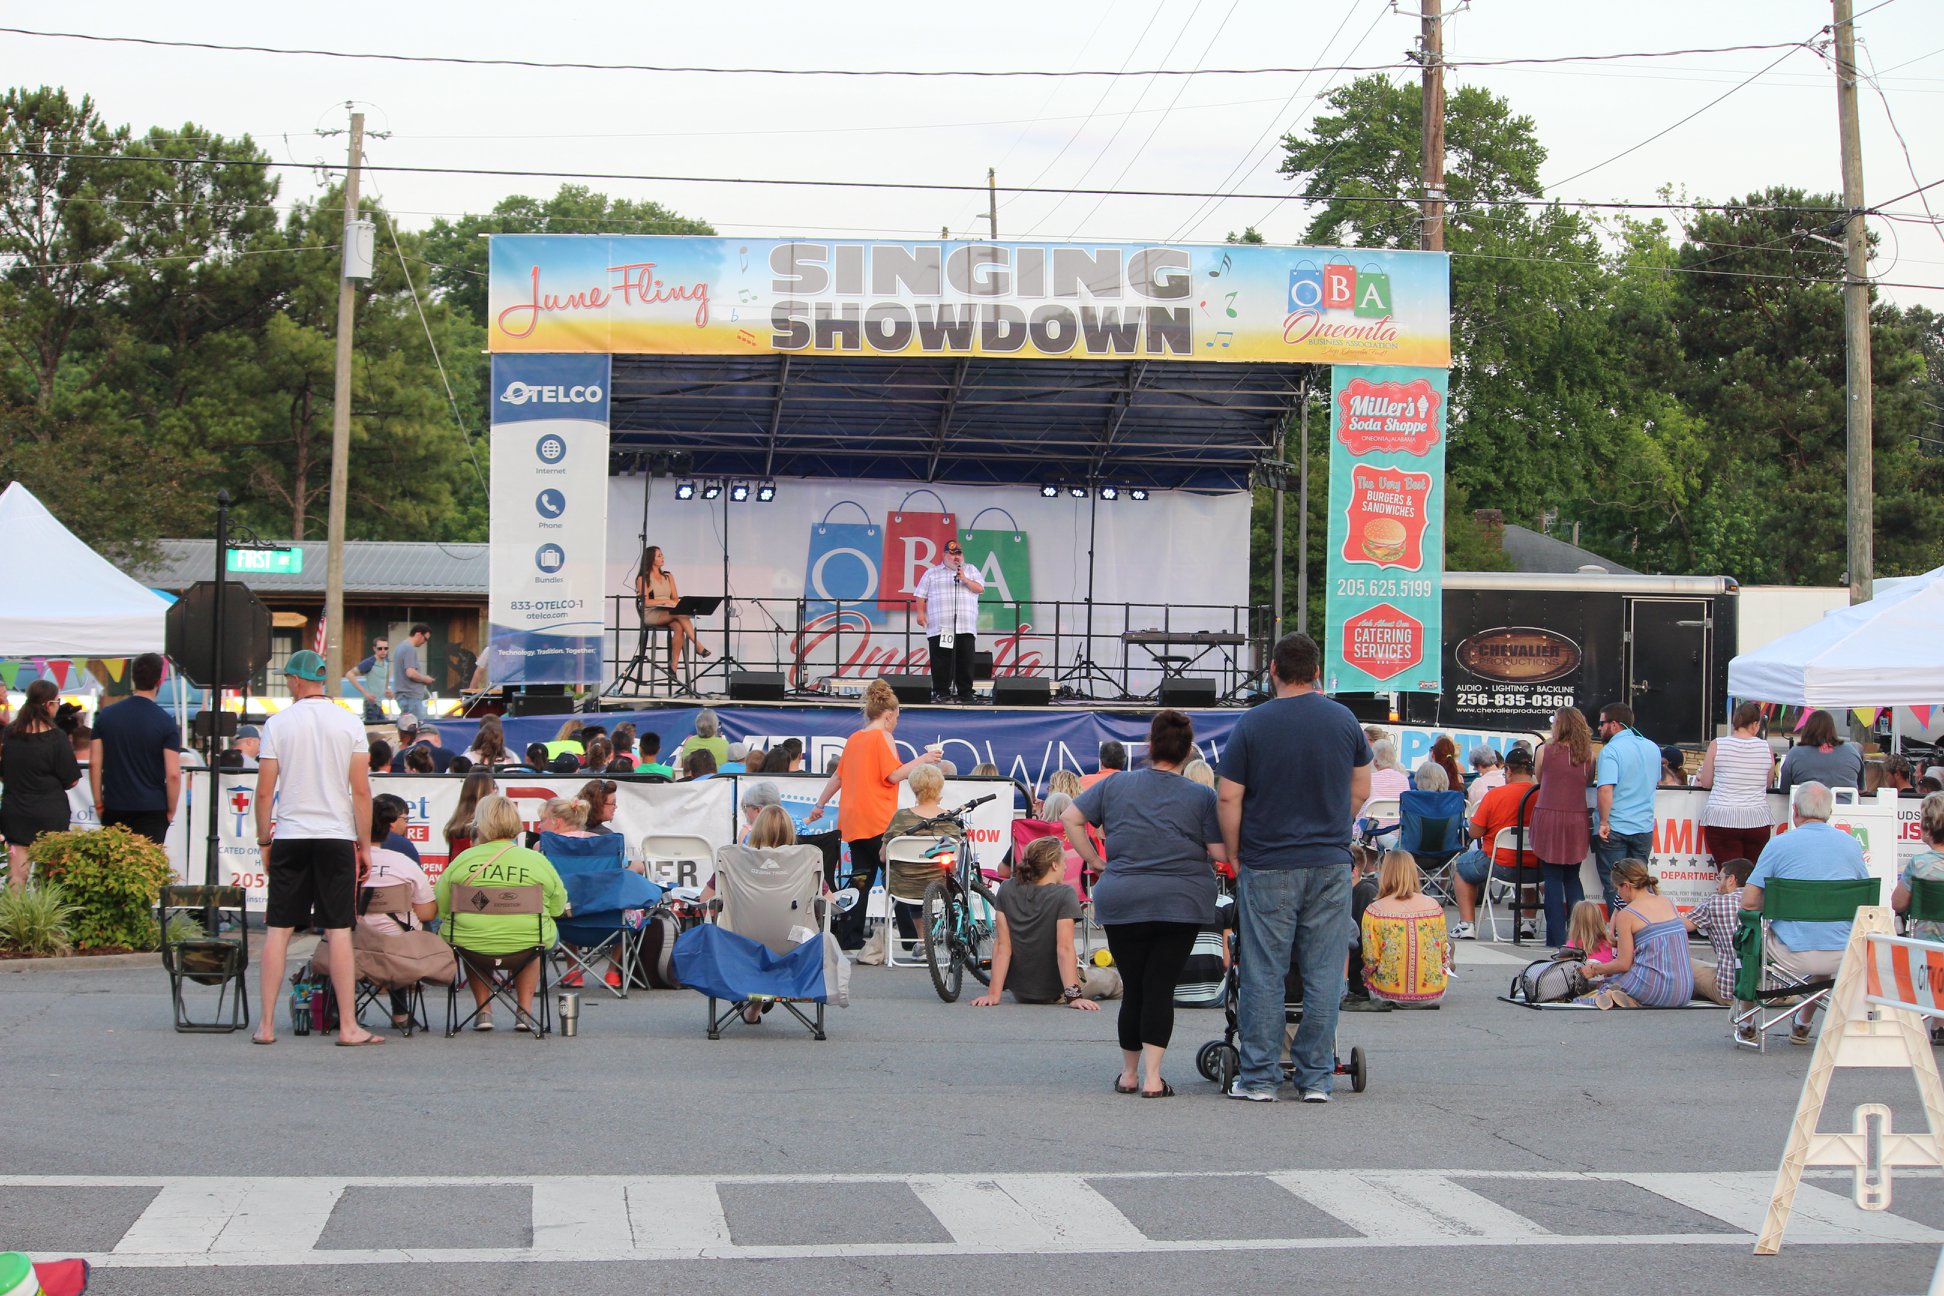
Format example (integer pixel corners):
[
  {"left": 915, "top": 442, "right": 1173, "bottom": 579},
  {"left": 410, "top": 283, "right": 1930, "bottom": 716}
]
[
  {"left": 6, "top": 1169, "right": 1929, "bottom": 1267},
  {"left": 909, "top": 1175, "right": 1146, "bottom": 1249},
  {"left": 1272, "top": 1172, "right": 1551, "bottom": 1240},
  {"left": 628, "top": 1176, "right": 733, "bottom": 1250},
  {"left": 1616, "top": 1171, "right": 1944, "bottom": 1244}
]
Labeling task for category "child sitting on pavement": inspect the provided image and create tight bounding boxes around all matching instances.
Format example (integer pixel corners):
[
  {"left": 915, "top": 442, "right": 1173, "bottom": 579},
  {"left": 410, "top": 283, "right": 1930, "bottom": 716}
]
[
  {"left": 1563, "top": 900, "right": 1613, "bottom": 963},
  {"left": 1686, "top": 856, "right": 1754, "bottom": 1005}
]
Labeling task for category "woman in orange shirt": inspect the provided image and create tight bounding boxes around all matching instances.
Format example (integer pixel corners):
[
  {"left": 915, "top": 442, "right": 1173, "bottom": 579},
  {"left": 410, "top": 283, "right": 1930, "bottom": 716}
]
[{"left": 806, "top": 678, "right": 942, "bottom": 950}]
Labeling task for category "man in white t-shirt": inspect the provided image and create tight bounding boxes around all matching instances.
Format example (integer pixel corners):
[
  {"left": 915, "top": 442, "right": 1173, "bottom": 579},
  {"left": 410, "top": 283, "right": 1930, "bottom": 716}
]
[{"left": 251, "top": 650, "right": 383, "bottom": 1046}]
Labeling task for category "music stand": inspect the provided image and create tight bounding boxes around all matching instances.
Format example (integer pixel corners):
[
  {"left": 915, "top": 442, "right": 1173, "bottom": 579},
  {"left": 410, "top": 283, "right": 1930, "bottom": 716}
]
[{"left": 683, "top": 594, "right": 742, "bottom": 692}]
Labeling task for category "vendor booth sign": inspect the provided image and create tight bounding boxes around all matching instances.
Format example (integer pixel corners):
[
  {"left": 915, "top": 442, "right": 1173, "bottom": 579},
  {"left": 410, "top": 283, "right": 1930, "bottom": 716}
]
[{"left": 1324, "top": 366, "right": 1447, "bottom": 695}]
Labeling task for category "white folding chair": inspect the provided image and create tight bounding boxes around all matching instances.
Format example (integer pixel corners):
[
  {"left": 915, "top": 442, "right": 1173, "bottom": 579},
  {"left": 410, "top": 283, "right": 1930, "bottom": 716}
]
[
  {"left": 1358, "top": 797, "right": 1402, "bottom": 851},
  {"left": 1479, "top": 830, "right": 1541, "bottom": 941},
  {"left": 881, "top": 835, "right": 948, "bottom": 967},
  {"left": 641, "top": 834, "right": 717, "bottom": 890}
]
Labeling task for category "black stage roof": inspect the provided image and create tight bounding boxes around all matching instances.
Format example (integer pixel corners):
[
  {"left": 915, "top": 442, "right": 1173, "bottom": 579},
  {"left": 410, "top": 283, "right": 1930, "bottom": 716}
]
[{"left": 606, "top": 353, "right": 1319, "bottom": 491}]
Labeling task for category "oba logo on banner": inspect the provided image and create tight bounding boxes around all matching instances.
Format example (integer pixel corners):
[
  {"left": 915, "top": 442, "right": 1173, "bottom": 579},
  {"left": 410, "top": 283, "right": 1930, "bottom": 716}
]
[
  {"left": 959, "top": 507, "right": 1032, "bottom": 632},
  {"left": 877, "top": 490, "right": 957, "bottom": 614},
  {"left": 1289, "top": 258, "right": 1394, "bottom": 319},
  {"left": 803, "top": 501, "right": 887, "bottom": 625}
]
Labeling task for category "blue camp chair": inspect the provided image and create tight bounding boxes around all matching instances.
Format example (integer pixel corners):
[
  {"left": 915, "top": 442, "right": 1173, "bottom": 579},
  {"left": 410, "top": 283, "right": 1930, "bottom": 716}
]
[
  {"left": 539, "top": 832, "right": 661, "bottom": 999},
  {"left": 676, "top": 844, "right": 846, "bottom": 1040},
  {"left": 1396, "top": 789, "right": 1468, "bottom": 905}
]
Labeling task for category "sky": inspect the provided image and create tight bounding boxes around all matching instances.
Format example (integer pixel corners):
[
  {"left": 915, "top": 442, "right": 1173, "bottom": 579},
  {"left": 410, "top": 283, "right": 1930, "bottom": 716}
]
[{"left": 7, "top": 0, "right": 1943, "bottom": 308}]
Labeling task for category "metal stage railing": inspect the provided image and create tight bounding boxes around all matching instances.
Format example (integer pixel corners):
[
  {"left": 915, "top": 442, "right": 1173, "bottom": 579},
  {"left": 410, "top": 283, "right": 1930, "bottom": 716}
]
[{"left": 603, "top": 595, "right": 1269, "bottom": 704}]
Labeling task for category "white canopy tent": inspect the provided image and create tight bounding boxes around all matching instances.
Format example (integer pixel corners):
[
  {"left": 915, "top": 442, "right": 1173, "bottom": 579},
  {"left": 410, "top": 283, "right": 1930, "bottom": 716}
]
[
  {"left": 1727, "top": 564, "right": 1944, "bottom": 708},
  {"left": 0, "top": 482, "right": 169, "bottom": 659}
]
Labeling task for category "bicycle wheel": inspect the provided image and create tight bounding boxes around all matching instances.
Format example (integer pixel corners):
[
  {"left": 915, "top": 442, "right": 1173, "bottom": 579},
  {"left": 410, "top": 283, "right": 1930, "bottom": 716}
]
[
  {"left": 922, "top": 878, "right": 963, "bottom": 1002},
  {"left": 963, "top": 878, "right": 998, "bottom": 987}
]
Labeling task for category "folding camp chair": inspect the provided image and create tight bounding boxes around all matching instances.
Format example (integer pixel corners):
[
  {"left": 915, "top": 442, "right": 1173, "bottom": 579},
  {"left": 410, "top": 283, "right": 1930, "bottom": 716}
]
[
  {"left": 1731, "top": 876, "right": 1877, "bottom": 1052},
  {"left": 444, "top": 882, "right": 552, "bottom": 1038},
  {"left": 690, "top": 843, "right": 840, "bottom": 1039},
  {"left": 1395, "top": 790, "right": 1467, "bottom": 905},
  {"left": 538, "top": 832, "right": 658, "bottom": 998},
  {"left": 157, "top": 885, "right": 250, "bottom": 1033},
  {"left": 882, "top": 834, "right": 953, "bottom": 967},
  {"left": 349, "top": 882, "right": 447, "bottom": 1036},
  {"left": 641, "top": 834, "right": 717, "bottom": 889},
  {"left": 1356, "top": 797, "right": 1402, "bottom": 851},
  {"left": 1011, "top": 816, "right": 1100, "bottom": 957}
]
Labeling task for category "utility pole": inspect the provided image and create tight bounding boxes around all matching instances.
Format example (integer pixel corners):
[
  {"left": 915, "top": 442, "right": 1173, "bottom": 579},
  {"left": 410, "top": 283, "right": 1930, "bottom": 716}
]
[
  {"left": 323, "top": 109, "right": 365, "bottom": 685},
  {"left": 987, "top": 168, "right": 999, "bottom": 239},
  {"left": 1272, "top": 418, "right": 1286, "bottom": 641},
  {"left": 1832, "top": 0, "right": 1873, "bottom": 605},
  {"left": 1419, "top": 0, "right": 1445, "bottom": 252},
  {"left": 1297, "top": 382, "right": 1312, "bottom": 635}
]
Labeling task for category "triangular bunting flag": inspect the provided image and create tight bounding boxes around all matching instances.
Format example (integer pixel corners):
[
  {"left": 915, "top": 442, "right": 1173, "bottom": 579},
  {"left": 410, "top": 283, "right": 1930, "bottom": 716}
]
[
  {"left": 0, "top": 661, "right": 18, "bottom": 688},
  {"left": 1852, "top": 707, "right": 1878, "bottom": 729},
  {"left": 48, "top": 659, "right": 69, "bottom": 687},
  {"left": 102, "top": 658, "right": 125, "bottom": 683},
  {"left": 1794, "top": 709, "right": 1812, "bottom": 732}
]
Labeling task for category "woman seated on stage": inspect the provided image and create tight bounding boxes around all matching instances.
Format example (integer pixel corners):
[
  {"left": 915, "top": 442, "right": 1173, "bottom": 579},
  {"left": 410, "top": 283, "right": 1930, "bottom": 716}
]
[{"left": 637, "top": 544, "right": 710, "bottom": 676}]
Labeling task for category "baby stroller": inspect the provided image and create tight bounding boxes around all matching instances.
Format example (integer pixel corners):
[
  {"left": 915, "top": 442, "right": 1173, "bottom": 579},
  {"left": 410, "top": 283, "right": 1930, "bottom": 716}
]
[{"left": 1194, "top": 930, "right": 1368, "bottom": 1095}]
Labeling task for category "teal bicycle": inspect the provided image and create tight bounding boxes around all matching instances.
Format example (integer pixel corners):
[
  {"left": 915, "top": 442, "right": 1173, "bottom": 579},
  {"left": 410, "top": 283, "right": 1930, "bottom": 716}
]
[{"left": 912, "top": 794, "right": 999, "bottom": 1003}]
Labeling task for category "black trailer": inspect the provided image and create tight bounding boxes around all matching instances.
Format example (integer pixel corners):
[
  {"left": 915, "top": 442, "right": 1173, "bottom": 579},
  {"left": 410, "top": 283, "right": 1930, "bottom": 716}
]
[{"left": 1401, "top": 573, "right": 1738, "bottom": 745}]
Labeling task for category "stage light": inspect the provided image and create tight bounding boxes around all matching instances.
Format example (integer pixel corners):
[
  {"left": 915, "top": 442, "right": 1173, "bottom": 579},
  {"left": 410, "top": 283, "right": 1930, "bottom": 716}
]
[
  {"left": 701, "top": 480, "right": 724, "bottom": 500},
  {"left": 730, "top": 481, "right": 751, "bottom": 502},
  {"left": 674, "top": 480, "right": 697, "bottom": 500},
  {"left": 1040, "top": 483, "right": 1059, "bottom": 498},
  {"left": 1099, "top": 485, "right": 1119, "bottom": 501},
  {"left": 756, "top": 481, "right": 777, "bottom": 502},
  {"left": 1068, "top": 485, "right": 1088, "bottom": 499},
  {"left": 1129, "top": 488, "right": 1150, "bottom": 501}
]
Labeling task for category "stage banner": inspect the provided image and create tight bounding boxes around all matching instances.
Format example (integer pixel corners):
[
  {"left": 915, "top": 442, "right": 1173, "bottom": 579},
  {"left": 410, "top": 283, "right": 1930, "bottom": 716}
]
[
  {"left": 609, "top": 477, "right": 1251, "bottom": 692},
  {"left": 803, "top": 501, "right": 888, "bottom": 626},
  {"left": 959, "top": 507, "right": 1033, "bottom": 632},
  {"left": 1323, "top": 365, "right": 1447, "bottom": 696},
  {"left": 487, "top": 236, "right": 1451, "bottom": 368},
  {"left": 488, "top": 354, "right": 610, "bottom": 686},
  {"left": 877, "top": 490, "right": 957, "bottom": 615}
]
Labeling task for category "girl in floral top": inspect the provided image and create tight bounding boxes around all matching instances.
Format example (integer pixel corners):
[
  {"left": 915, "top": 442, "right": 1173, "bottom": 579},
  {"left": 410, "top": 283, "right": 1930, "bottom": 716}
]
[{"left": 1360, "top": 850, "right": 1450, "bottom": 1007}]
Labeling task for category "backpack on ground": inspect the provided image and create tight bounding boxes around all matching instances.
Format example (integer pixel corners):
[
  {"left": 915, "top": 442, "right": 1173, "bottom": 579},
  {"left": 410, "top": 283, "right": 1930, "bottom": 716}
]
[
  {"left": 1511, "top": 954, "right": 1589, "bottom": 1004},
  {"left": 633, "top": 906, "right": 684, "bottom": 989}
]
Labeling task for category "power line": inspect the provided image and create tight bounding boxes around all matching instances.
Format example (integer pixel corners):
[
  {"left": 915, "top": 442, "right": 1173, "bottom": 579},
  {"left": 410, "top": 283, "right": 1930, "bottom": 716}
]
[
  {"left": 0, "top": 26, "right": 1821, "bottom": 79},
  {"left": 0, "top": 149, "right": 1883, "bottom": 216}
]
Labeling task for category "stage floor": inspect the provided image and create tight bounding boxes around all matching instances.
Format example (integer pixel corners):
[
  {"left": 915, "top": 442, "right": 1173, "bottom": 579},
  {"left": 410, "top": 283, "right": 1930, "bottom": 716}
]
[{"left": 593, "top": 689, "right": 1254, "bottom": 714}]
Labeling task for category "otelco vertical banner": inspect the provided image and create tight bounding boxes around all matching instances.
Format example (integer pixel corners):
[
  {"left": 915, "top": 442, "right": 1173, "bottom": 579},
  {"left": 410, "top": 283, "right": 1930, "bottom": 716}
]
[
  {"left": 488, "top": 354, "right": 610, "bottom": 686},
  {"left": 1324, "top": 365, "right": 1446, "bottom": 696}
]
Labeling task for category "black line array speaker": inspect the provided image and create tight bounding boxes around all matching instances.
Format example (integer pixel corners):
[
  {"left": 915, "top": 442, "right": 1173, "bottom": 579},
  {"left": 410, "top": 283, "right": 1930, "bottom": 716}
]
[
  {"left": 886, "top": 674, "right": 935, "bottom": 705},
  {"left": 1158, "top": 677, "right": 1218, "bottom": 708},
  {"left": 729, "top": 671, "right": 787, "bottom": 702},
  {"left": 992, "top": 676, "right": 1051, "bottom": 707}
]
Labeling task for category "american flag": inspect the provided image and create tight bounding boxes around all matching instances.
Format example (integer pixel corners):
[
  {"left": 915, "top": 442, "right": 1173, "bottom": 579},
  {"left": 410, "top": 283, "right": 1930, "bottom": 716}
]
[{"left": 313, "top": 615, "right": 327, "bottom": 657}]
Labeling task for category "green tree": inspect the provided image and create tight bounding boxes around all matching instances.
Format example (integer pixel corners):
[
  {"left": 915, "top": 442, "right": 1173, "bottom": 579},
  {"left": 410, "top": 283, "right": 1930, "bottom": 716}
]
[
  {"left": 1275, "top": 76, "right": 1617, "bottom": 532},
  {"left": 422, "top": 185, "right": 715, "bottom": 327}
]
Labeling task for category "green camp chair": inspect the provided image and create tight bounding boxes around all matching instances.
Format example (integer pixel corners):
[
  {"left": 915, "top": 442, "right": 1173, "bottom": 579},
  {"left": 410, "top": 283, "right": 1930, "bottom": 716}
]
[
  {"left": 1730, "top": 876, "right": 1877, "bottom": 1053},
  {"left": 158, "top": 885, "right": 251, "bottom": 1033},
  {"left": 1904, "top": 876, "right": 1944, "bottom": 927}
]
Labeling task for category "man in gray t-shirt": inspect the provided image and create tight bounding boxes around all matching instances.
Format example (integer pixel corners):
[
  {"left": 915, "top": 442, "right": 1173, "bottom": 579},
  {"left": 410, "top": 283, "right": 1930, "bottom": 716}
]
[{"left": 392, "top": 623, "right": 434, "bottom": 722}]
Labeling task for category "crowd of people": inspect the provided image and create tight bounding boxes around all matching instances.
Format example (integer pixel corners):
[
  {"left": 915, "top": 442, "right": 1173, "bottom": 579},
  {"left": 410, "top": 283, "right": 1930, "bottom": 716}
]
[{"left": 7, "top": 632, "right": 1944, "bottom": 1077}]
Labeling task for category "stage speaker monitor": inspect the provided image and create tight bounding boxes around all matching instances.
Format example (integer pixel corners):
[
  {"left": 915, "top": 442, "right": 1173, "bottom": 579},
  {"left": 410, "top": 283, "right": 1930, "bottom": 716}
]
[
  {"left": 729, "top": 671, "right": 786, "bottom": 702},
  {"left": 886, "top": 675, "right": 934, "bottom": 705},
  {"left": 991, "top": 676, "right": 1051, "bottom": 707},
  {"left": 510, "top": 686, "right": 579, "bottom": 717},
  {"left": 1158, "top": 677, "right": 1218, "bottom": 709},
  {"left": 973, "top": 651, "right": 995, "bottom": 681}
]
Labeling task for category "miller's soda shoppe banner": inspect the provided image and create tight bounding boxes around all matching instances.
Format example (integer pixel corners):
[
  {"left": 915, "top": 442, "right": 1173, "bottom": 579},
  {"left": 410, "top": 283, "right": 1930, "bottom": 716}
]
[
  {"left": 488, "top": 235, "right": 1451, "bottom": 369},
  {"left": 1323, "top": 365, "right": 1448, "bottom": 696}
]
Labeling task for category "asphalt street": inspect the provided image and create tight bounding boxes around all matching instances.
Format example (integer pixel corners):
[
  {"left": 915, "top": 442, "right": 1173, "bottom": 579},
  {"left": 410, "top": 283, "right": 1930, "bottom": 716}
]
[{"left": 3, "top": 937, "right": 1941, "bottom": 1295}]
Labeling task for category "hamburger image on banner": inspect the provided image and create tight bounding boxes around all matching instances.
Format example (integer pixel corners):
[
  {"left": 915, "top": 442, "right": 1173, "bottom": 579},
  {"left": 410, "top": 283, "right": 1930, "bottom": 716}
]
[{"left": 1340, "top": 464, "right": 1432, "bottom": 571}]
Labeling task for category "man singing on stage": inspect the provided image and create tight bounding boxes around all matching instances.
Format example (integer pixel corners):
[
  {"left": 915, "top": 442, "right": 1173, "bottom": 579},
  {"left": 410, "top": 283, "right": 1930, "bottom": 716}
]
[{"left": 913, "top": 540, "right": 984, "bottom": 704}]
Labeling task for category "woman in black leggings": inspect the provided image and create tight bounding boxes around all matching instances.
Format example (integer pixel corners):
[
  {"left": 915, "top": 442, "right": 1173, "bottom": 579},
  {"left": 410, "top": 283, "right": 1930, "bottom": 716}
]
[{"left": 1061, "top": 710, "right": 1225, "bottom": 1097}]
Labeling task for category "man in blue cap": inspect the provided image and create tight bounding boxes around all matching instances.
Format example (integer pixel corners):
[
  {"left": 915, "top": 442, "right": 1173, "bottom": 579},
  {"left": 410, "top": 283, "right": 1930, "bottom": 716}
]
[{"left": 251, "top": 649, "right": 382, "bottom": 1046}]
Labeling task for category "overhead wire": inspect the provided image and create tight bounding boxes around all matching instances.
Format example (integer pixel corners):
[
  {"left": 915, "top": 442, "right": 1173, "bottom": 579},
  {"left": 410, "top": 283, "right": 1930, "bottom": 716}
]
[{"left": 0, "top": 26, "right": 1823, "bottom": 79}]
